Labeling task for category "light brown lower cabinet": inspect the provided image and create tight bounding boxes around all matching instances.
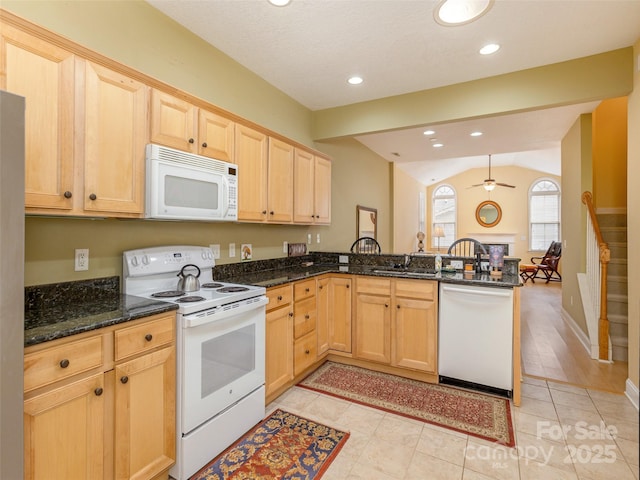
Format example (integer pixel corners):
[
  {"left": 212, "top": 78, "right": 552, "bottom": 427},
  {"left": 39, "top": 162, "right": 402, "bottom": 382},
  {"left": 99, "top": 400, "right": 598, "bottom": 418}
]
[
  {"left": 265, "top": 284, "right": 294, "bottom": 399},
  {"left": 23, "top": 312, "right": 176, "bottom": 480}
]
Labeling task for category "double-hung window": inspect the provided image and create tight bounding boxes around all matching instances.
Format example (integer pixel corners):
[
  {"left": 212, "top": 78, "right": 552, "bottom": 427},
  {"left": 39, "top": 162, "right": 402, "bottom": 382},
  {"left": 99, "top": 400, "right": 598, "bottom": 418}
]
[
  {"left": 529, "top": 179, "right": 560, "bottom": 250},
  {"left": 432, "top": 185, "right": 456, "bottom": 249}
]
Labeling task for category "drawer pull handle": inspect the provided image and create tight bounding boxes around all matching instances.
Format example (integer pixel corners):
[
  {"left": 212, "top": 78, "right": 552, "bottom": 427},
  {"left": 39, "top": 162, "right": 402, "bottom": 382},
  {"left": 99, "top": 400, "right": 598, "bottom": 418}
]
[
  {"left": 59, "top": 359, "right": 70, "bottom": 368},
  {"left": 277, "top": 295, "right": 283, "bottom": 301},
  {"left": 94, "top": 387, "right": 103, "bottom": 396},
  {"left": 145, "top": 334, "right": 153, "bottom": 342},
  {"left": 305, "top": 288, "right": 310, "bottom": 293},
  {"left": 120, "top": 376, "right": 129, "bottom": 384}
]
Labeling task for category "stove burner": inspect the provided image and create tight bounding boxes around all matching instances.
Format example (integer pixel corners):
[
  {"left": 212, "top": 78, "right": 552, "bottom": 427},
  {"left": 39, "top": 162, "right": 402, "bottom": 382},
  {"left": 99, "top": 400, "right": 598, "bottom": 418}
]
[
  {"left": 217, "top": 286, "right": 250, "bottom": 293},
  {"left": 201, "top": 283, "right": 224, "bottom": 289},
  {"left": 152, "top": 290, "right": 187, "bottom": 298},
  {"left": 176, "top": 296, "right": 206, "bottom": 303}
]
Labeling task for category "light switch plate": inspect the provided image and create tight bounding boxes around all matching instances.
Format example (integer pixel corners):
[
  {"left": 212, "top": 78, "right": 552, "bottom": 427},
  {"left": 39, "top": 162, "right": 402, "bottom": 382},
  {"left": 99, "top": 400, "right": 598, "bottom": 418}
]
[
  {"left": 450, "top": 260, "right": 463, "bottom": 270},
  {"left": 228, "top": 243, "right": 236, "bottom": 258}
]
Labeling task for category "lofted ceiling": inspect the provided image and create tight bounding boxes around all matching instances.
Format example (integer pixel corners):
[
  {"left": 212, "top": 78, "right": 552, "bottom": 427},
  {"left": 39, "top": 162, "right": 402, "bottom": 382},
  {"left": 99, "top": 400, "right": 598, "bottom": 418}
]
[{"left": 146, "top": 0, "right": 640, "bottom": 185}]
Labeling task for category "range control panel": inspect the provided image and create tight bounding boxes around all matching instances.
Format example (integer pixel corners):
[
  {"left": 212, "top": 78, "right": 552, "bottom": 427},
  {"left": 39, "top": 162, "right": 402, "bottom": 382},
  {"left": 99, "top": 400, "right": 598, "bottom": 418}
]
[{"left": 123, "top": 246, "right": 215, "bottom": 277}]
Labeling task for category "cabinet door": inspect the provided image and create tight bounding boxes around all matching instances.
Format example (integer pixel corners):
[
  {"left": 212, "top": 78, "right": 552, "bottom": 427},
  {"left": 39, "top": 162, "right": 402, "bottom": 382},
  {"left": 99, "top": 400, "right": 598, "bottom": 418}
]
[
  {"left": 329, "top": 277, "right": 352, "bottom": 352},
  {"left": 316, "top": 277, "right": 330, "bottom": 355},
  {"left": 83, "top": 61, "right": 148, "bottom": 215},
  {"left": 114, "top": 346, "right": 175, "bottom": 480},
  {"left": 198, "top": 109, "right": 235, "bottom": 161},
  {"left": 1, "top": 25, "right": 75, "bottom": 211},
  {"left": 24, "top": 373, "right": 105, "bottom": 480},
  {"left": 267, "top": 138, "right": 294, "bottom": 223},
  {"left": 355, "top": 293, "right": 391, "bottom": 364},
  {"left": 235, "top": 124, "right": 268, "bottom": 221},
  {"left": 314, "top": 156, "right": 332, "bottom": 224},
  {"left": 293, "top": 149, "right": 315, "bottom": 223},
  {"left": 393, "top": 297, "right": 437, "bottom": 373},
  {"left": 150, "top": 89, "right": 197, "bottom": 153},
  {"left": 265, "top": 306, "right": 294, "bottom": 397}
]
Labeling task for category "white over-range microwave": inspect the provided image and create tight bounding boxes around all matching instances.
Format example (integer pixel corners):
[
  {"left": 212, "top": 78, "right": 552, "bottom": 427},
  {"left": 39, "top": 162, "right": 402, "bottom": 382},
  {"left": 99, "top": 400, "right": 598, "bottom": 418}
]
[{"left": 145, "top": 144, "right": 238, "bottom": 221}]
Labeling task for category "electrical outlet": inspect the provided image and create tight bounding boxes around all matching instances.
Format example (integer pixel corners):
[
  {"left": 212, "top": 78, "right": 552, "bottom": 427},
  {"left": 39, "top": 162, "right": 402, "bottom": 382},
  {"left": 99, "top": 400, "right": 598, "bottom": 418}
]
[
  {"left": 339, "top": 255, "right": 349, "bottom": 264},
  {"left": 283, "top": 241, "right": 288, "bottom": 254},
  {"left": 229, "top": 243, "right": 236, "bottom": 258},
  {"left": 307, "top": 234, "right": 312, "bottom": 244},
  {"left": 75, "top": 248, "right": 89, "bottom": 271},
  {"left": 450, "top": 260, "right": 463, "bottom": 270},
  {"left": 316, "top": 233, "right": 321, "bottom": 243},
  {"left": 210, "top": 244, "right": 220, "bottom": 259},
  {"left": 481, "top": 261, "right": 489, "bottom": 272}
]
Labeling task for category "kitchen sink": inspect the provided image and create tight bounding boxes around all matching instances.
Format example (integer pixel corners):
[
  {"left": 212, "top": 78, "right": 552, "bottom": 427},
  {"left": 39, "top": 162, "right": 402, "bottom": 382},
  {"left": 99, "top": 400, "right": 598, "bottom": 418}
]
[{"left": 372, "top": 269, "right": 437, "bottom": 277}]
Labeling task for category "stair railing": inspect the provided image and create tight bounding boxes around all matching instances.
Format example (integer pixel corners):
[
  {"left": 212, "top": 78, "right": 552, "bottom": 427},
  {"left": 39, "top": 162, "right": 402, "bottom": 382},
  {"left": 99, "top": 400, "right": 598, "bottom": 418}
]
[{"left": 581, "top": 192, "right": 611, "bottom": 361}]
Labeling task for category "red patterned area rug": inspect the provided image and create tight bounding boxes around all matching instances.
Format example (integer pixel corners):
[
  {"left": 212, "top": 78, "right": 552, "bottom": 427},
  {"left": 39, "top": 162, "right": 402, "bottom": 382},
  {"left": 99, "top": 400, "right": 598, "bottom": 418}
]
[
  {"left": 189, "top": 408, "right": 349, "bottom": 480},
  {"left": 299, "top": 362, "right": 515, "bottom": 447}
]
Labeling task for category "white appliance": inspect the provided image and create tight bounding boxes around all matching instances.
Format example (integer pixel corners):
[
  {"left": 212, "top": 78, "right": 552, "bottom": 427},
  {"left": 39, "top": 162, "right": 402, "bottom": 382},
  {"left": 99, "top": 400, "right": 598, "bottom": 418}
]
[
  {"left": 123, "top": 246, "right": 267, "bottom": 480},
  {"left": 438, "top": 283, "right": 514, "bottom": 395},
  {"left": 145, "top": 144, "right": 238, "bottom": 222}
]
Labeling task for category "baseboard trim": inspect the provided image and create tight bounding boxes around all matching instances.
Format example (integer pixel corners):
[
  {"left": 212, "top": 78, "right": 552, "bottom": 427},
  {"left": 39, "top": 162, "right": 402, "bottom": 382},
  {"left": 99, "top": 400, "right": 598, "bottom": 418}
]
[
  {"left": 560, "top": 307, "right": 592, "bottom": 356},
  {"left": 625, "top": 378, "right": 639, "bottom": 411}
]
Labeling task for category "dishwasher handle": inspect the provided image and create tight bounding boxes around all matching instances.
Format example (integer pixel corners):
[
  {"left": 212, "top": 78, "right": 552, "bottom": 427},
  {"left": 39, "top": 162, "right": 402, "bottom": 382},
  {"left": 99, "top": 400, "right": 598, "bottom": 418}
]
[{"left": 441, "top": 285, "right": 512, "bottom": 298}]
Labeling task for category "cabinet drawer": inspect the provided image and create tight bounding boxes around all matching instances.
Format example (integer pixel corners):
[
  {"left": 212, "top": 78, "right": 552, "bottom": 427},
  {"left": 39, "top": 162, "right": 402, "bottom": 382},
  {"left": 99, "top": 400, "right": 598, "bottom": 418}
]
[
  {"left": 115, "top": 314, "right": 175, "bottom": 362},
  {"left": 356, "top": 277, "right": 391, "bottom": 295},
  {"left": 24, "top": 335, "right": 103, "bottom": 392},
  {"left": 267, "top": 284, "right": 292, "bottom": 311},
  {"left": 294, "top": 331, "right": 317, "bottom": 376},
  {"left": 294, "top": 296, "right": 316, "bottom": 339},
  {"left": 394, "top": 279, "right": 436, "bottom": 300},
  {"left": 294, "top": 279, "right": 316, "bottom": 301}
]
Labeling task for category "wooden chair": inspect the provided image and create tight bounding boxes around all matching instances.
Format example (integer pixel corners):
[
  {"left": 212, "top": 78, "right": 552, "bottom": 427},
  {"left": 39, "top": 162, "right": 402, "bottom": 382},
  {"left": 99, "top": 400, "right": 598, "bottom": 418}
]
[
  {"left": 447, "top": 238, "right": 487, "bottom": 257},
  {"left": 531, "top": 241, "right": 562, "bottom": 283},
  {"left": 350, "top": 236, "right": 382, "bottom": 254}
]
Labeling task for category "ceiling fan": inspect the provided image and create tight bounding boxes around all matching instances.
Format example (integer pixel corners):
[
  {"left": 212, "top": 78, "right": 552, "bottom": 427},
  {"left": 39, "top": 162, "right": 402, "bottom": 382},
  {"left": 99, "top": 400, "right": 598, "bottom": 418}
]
[{"left": 469, "top": 154, "right": 516, "bottom": 191}]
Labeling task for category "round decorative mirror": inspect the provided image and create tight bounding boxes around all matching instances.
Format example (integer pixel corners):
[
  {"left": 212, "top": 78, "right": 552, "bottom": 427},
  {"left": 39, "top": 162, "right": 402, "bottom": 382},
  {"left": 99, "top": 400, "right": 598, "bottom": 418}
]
[{"left": 475, "top": 200, "right": 502, "bottom": 228}]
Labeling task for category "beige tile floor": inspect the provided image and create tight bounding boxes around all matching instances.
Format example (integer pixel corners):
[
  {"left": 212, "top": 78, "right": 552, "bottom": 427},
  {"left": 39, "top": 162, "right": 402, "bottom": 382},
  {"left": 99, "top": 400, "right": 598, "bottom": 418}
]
[{"left": 267, "top": 376, "right": 639, "bottom": 480}]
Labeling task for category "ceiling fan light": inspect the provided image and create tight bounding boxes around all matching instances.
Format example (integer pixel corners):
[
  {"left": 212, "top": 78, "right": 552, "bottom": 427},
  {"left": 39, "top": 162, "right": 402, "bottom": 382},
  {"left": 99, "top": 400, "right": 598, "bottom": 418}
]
[{"left": 484, "top": 180, "right": 496, "bottom": 191}]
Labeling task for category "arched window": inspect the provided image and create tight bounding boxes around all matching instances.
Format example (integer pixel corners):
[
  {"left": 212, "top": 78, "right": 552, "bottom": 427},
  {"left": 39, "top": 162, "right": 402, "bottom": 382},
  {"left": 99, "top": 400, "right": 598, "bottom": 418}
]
[
  {"left": 432, "top": 185, "right": 456, "bottom": 249},
  {"left": 529, "top": 179, "right": 561, "bottom": 250}
]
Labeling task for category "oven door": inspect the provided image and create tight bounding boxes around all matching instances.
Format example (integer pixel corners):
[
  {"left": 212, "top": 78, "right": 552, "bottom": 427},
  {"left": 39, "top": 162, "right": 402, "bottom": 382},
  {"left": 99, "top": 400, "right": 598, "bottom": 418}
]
[{"left": 180, "top": 302, "right": 266, "bottom": 434}]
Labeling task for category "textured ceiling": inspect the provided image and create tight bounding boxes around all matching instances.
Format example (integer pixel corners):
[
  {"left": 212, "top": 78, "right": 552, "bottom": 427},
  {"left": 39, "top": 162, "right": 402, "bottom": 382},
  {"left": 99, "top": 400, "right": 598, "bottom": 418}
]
[{"left": 147, "top": 0, "right": 640, "bottom": 185}]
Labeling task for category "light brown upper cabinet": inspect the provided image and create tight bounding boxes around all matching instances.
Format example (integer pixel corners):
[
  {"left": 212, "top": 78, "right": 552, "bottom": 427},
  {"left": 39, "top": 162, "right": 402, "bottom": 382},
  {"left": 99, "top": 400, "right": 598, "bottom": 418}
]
[
  {"left": 294, "top": 150, "right": 331, "bottom": 225},
  {"left": 83, "top": 61, "right": 148, "bottom": 215},
  {"left": 1, "top": 24, "right": 75, "bottom": 212},
  {"left": 234, "top": 125, "right": 294, "bottom": 223},
  {"left": 1, "top": 21, "right": 148, "bottom": 217},
  {"left": 150, "top": 89, "right": 235, "bottom": 162}
]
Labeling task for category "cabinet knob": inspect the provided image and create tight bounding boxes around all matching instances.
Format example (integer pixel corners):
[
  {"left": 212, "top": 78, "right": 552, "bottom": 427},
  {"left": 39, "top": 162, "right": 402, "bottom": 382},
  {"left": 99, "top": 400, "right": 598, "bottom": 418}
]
[
  {"left": 59, "top": 359, "right": 70, "bottom": 368},
  {"left": 397, "top": 305, "right": 401, "bottom": 309},
  {"left": 277, "top": 295, "right": 283, "bottom": 301},
  {"left": 188, "top": 138, "right": 194, "bottom": 144},
  {"left": 305, "top": 349, "right": 310, "bottom": 355},
  {"left": 319, "top": 285, "right": 323, "bottom": 290},
  {"left": 305, "top": 288, "right": 310, "bottom": 293},
  {"left": 270, "top": 211, "right": 274, "bottom": 215},
  {"left": 262, "top": 210, "right": 267, "bottom": 215},
  {"left": 63, "top": 191, "right": 72, "bottom": 199},
  {"left": 305, "top": 314, "right": 310, "bottom": 319},
  {"left": 120, "top": 376, "right": 129, "bottom": 384},
  {"left": 145, "top": 333, "right": 153, "bottom": 342},
  {"left": 94, "top": 387, "right": 103, "bottom": 396},
  {"left": 202, "top": 142, "right": 207, "bottom": 148},
  {"left": 346, "top": 284, "right": 350, "bottom": 289},
  {"left": 289, "top": 312, "right": 294, "bottom": 317},
  {"left": 89, "top": 193, "right": 97, "bottom": 201},
  {"left": 384, "top": 303, "right": 389, "bottom": 308}
]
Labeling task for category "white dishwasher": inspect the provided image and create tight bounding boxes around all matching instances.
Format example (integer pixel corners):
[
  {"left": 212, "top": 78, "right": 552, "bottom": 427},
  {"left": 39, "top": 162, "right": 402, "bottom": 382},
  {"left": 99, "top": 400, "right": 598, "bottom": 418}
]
[{"left": 438, "top": 283, "right": 514, "bottom": 395}]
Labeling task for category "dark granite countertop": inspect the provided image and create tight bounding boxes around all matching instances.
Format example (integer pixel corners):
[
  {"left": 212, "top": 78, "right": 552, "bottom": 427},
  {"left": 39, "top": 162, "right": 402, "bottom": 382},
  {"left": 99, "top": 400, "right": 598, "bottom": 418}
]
[
  {"left": 215, "top": 263, "right": 521, "bottom": 289},
  {"left": 24, "top": 277, "right": 178, "bottom": 347}
]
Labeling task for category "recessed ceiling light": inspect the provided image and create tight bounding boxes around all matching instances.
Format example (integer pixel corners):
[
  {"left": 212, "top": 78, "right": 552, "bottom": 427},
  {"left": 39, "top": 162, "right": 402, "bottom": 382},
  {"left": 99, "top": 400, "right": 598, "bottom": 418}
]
[
  {"left": 347, "top": 76, "right": 363, "bottom": 85},
  {"left": 423, "top": 130, "right": 436, "bottom": 135},
  {"left": 434, "top": 0, "right": 494, "bottom": 26},
  {"left": 470, "top": 131, "right": 483, "bottom": 137},
  {"left": 433, "top": 143, "right": 444, "bottom": 148},
  {"left": 268, "top": 0, "right": 291, "bottom": 6},
  {"left": 479, "top": 43, "right": 500, "bottom": 55}
]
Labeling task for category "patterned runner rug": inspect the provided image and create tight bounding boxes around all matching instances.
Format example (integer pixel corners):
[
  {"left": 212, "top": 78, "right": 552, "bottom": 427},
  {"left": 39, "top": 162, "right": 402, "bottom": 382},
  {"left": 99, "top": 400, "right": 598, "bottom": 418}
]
[
  {"left": 299, "top": 362, "right": 515, "bottom": 447},
  {"left": 189, "top": 408, "right": 349, "bottom": 480}
]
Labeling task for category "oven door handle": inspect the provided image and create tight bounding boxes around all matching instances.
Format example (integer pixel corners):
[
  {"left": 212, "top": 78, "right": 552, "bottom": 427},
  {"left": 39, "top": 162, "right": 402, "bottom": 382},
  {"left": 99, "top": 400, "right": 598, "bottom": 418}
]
[{"left": 182, "top": 295, "right": 269, "bottom": 328}]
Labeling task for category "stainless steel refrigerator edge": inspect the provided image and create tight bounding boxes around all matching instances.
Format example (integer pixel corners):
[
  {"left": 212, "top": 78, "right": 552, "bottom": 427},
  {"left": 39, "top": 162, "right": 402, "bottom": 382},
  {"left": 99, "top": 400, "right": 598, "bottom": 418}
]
[{"left": 0, "top": 90, "right": 25, "bottom": 479}]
